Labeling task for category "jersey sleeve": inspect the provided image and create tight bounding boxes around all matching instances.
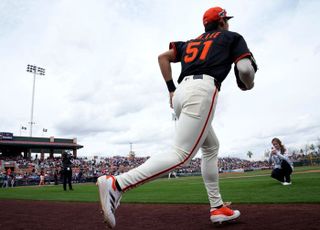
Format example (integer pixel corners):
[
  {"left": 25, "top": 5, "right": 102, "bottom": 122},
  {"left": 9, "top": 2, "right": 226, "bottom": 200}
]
[
  {"left": 231, "top": 34, "right": 252, "bottom": 63},
  {"left": 169, "top": 41, "right": 185, "bottom": 62}
]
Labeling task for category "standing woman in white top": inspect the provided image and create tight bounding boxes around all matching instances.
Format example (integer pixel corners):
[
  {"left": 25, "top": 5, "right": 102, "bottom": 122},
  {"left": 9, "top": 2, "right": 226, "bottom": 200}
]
[{"left": 269, "top": 138, "right": 293, "bottom": 185}]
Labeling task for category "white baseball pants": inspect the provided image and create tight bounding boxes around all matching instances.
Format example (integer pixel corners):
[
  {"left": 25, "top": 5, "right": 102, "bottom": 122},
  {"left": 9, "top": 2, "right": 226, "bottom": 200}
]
[{"left": 116, "top": 74, "right": 223, "bottom": 208}]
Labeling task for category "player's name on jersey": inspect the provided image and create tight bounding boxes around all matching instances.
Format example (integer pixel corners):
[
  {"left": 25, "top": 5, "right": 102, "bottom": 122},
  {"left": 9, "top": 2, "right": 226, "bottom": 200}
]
[{"left": 196, "top": 32, "right": 221, "bottom": 40}]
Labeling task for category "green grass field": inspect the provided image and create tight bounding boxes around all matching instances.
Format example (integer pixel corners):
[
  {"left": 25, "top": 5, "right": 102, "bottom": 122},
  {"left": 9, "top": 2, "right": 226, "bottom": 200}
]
[{"left": 0, "top": 166, "right": 319, "bottom": 204}]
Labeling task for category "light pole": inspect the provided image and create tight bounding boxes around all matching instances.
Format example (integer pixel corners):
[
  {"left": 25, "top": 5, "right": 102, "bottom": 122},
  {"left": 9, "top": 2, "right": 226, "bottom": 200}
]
[
  {"left": 129, "top": 142, "right": 133, "bottom": 152},
  {"left": 26, "top": 64, "right": 45, "bottom": 137}
]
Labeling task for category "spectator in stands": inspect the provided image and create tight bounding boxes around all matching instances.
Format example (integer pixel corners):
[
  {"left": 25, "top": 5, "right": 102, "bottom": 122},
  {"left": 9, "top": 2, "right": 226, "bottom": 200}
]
[
  {"left": 24, "top": 172, "right": 29, "bottom": 185},
  {"left": 2, "top": 171, "right": 9, "bottom": 188},
  {"left": 269, "top": 138, "right": 293, "bottom": 185},
  {"left": 7, "top": 168, "right": 12, "bottom": 177},
  {"left": 54, "top": 168, "right": 59, "bottom": 185},
  {"left": 10, "top": 174, "right": 15, "bottom": 188},
  {"left": 39, "top": 171, "right": 45, "bottom": 186},
  {"left": 78, "top": 169, "right": 83, "bottom": 183},
  {"left": 62, "top": 152, "right": 73, "bottom": 191}
]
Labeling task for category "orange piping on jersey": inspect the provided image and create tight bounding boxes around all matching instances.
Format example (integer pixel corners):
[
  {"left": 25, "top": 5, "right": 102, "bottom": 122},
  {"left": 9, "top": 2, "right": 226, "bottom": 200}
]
[
  {"left": 122, "top": 87, "right": 219, "bottom": 192},
  {"left": 234, "top": 52, "right": 251, "bottom": 63}
]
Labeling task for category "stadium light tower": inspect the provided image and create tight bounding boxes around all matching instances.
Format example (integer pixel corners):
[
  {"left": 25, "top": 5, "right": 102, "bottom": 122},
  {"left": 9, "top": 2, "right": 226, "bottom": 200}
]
[
  {"left": 129, "top": 142, "right": 133, "bottom": 152},
  {"left": 26, "top": 64, "right": 45, "bottom": 137}
]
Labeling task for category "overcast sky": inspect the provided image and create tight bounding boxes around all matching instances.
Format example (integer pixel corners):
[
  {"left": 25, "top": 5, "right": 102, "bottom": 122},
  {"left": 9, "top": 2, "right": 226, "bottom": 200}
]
[{"left": 1, "top": 0, "right": 319, "bottom": 160}]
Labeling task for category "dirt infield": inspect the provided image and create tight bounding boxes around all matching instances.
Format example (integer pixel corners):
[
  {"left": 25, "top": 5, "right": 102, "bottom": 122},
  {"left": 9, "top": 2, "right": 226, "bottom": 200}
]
[{"left": 0, "top": 200, "right": 319, "bottom": 230}]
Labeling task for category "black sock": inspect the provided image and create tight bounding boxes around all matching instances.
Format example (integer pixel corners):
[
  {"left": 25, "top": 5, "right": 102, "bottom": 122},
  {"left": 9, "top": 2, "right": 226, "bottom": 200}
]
[{"left": 115, "top": 180, "right": 122, "bottom": 192}]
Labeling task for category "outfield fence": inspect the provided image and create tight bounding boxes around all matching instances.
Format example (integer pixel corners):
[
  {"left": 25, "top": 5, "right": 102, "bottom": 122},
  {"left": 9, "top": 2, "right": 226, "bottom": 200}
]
[{"left": 293, "top": 157, "right": 320, "bottom": 167}]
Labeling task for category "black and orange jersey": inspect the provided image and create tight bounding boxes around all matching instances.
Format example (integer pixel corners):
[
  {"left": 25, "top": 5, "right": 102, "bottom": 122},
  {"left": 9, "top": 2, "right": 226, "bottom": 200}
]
[{"left": 169, "top": 29, "right": 251, "bottom": 84}]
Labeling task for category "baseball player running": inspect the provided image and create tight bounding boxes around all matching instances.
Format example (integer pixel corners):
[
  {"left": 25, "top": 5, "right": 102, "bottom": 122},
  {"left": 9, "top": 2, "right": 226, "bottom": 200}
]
[{"left": 97, "top": 6, "right": 257, "bottom": 228}]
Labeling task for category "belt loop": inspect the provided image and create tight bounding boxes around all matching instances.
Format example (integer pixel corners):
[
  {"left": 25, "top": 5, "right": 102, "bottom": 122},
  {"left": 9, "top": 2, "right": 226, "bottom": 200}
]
[{"left": 193, "top": 74, "right": 203, "bottom": 80}]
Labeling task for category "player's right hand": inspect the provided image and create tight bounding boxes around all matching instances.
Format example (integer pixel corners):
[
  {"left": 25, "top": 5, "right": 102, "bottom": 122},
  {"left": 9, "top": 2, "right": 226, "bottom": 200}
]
[{"left": 169, "top": 92, "right": 174, "bottom": 108}]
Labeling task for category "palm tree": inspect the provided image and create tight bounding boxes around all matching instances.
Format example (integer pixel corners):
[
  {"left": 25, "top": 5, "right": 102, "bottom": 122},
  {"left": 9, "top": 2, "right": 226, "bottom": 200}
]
[
  {"left": 247, "top": 151, "right": 253, "bottom": 159},
  {"left": 299, "top": 148, "right": 304, "bottom": 155},
  {"left": 305, "top": 144, "right": 310, "bottom": 155}
]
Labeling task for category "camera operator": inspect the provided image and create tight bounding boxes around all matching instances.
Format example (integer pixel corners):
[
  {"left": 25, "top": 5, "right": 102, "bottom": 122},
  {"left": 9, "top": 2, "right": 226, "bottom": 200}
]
[{"left": 62, "top": 152, "right": 73, "bottom": 191}]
